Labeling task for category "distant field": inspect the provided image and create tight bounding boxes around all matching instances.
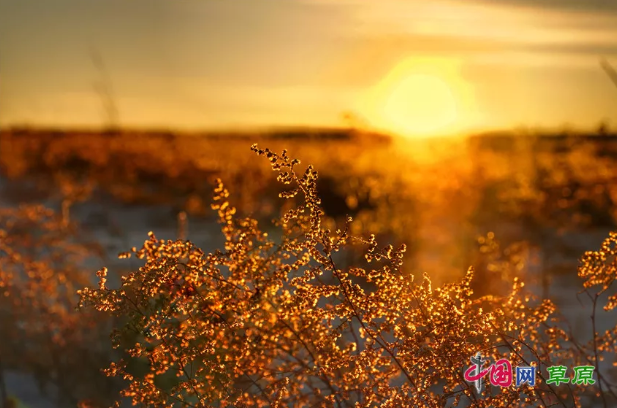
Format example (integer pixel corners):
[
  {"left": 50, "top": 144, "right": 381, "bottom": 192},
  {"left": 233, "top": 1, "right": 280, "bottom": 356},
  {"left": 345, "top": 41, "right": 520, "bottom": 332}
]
[
  {"left": 2, "top": 128, "right": 617, "bottom": 406},
  {"left": 2, "top": 127, "right": 617, "bottom": 286}
]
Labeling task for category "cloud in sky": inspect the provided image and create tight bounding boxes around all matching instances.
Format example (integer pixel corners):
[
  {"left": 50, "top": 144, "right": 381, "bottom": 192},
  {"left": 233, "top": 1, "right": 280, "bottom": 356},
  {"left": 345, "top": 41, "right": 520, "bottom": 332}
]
[
  {"left": 475, "top": 0, "right": 617, "bottom": 13},
  {"left": 1, "top": 0, "right": 617, "bottom": 131}
]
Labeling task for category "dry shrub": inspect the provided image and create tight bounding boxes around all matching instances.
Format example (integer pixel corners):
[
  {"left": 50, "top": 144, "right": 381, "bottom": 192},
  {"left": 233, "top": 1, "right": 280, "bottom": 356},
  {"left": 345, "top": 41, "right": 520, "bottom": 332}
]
[
  {"left": 0, "top": 205, "right": 116, "bottom": 406},
  {"left": 77, "top": 146, "right": 616, "bottom": 407}
]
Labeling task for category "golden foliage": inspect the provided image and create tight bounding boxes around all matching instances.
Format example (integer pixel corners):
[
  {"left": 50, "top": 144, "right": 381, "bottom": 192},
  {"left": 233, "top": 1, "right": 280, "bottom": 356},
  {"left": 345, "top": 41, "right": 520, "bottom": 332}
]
[
  {"left": 74, "top": 146, "right": 617, "bottom": 407},
  {"left": 0, "top": 205, "right": 115, "bottom": 405}
]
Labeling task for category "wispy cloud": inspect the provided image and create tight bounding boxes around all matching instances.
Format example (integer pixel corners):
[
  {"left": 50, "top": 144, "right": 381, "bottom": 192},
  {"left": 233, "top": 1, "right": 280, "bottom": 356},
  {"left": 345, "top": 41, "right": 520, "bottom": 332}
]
[
  {"left": 305, "top": 0, "right": 617, "bottom": 59},
  {"left": 2, "top": 0, "right": 617, "bottom": 130}
]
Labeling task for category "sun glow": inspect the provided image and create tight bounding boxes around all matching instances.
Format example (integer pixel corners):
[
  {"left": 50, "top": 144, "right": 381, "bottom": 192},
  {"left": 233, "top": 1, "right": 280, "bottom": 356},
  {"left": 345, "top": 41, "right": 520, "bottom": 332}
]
[
  {"left": 384, "top": 74, "right": 456, "bottom": 135},
  {"left": 358, "top": 57, "right": 477, "bottom": 138}
]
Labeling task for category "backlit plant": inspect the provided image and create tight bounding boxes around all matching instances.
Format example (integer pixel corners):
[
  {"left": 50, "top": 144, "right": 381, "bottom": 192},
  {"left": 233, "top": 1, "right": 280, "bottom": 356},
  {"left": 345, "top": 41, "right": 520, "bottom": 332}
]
[
  {"left": 0, "top": 205, "right": 116, "bottom": 406},
  {"left": 77, "top": 146, "right": 617, "bottom": 407}
]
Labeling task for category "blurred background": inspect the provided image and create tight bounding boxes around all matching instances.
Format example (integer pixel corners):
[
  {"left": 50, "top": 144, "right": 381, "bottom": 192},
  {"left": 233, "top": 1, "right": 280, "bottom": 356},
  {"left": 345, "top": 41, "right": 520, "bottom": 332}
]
[{"left": 2, "top": 0, "right": 617, "bottom": 406}]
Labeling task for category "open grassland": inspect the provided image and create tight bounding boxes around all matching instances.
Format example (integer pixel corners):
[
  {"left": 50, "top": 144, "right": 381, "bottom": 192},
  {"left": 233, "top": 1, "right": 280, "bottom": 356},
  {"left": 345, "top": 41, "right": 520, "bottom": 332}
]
[
  {"left": 2, "top": 128, "right": 617, "bottom": 283},
  {"left": 1, "top": 128, "right": 617, "bottom": 406}
]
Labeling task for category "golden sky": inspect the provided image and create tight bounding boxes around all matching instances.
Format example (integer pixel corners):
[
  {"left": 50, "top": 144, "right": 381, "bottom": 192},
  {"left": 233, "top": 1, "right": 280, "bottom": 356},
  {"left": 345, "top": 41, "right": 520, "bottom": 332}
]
[{"left": 2, "top": 0, "right": 617, "bottom": 136}]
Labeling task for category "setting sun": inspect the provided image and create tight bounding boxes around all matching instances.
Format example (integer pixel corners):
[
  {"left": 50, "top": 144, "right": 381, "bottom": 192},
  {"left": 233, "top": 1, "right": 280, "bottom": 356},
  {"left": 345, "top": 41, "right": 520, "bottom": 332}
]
[
  {"left": 383, "top": 73, "right": 457, "bottom": 136},
  {"left": 358, "top": 57, "right": 477, "bottom": 138}
]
